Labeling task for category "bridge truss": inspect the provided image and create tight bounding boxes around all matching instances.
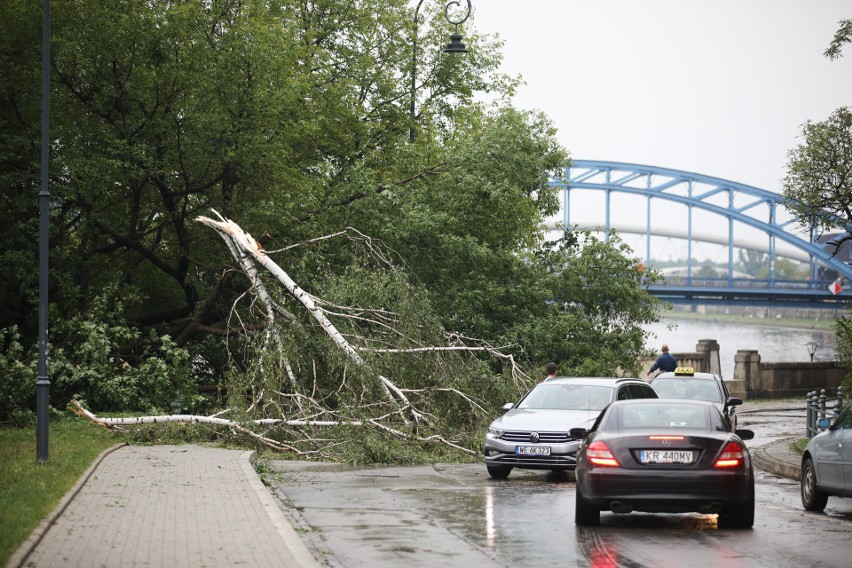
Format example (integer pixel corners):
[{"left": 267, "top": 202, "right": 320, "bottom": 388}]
[{"left": 549, "top": 160, "right": 851, "bottom": 307}]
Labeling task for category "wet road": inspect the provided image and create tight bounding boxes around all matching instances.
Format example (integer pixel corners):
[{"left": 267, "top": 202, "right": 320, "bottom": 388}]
[{"left": 268, "top": 408, "right": 852, "bottom": 567}]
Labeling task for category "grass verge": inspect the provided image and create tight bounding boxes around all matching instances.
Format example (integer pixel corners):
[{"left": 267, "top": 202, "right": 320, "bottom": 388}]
[
  {"left": 791, "top": 438, "right": 808, "bottom": 455},
  {"left": 0, "top": 415, "right": 117, "bottom": 566}
]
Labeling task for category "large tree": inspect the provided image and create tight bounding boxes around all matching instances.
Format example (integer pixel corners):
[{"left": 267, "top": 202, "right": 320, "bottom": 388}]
[
  {"left": 783, "top": 18, "right": 852, "bottom": 391},
  {"left": 783, "top": 106, "right": 852, "bottom": 251},
  {"left": 0, "top": 1, "right": 661, "bottom": 428}
]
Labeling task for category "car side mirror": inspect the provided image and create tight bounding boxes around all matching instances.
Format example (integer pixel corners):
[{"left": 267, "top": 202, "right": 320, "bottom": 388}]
[
  {"left": 816, "top": 417, "right": 831, "bottom": 429},
  {"left": 570, "top": 427, "right": 588, "bottom": 440},
  {"left": 735, "top": 428, "right": 754, "bottom": 440},
  {"left": 727, "top": 397, "right": 743, "bottom": 407},
  {"left": 502, "top": 402, "right": 514, "bottom": 411}
]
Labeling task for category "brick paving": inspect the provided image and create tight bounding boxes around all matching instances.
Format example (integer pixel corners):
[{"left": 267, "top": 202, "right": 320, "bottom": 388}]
[{"left": 9, "top": 445, "right": 318, "bottom": 568}]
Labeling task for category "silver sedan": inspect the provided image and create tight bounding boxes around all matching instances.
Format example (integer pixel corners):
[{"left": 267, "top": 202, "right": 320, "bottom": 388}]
[
  {"left": 801, "top": 401, "right": 852, "bottom": 510},
  {"left": 483, "top": 377, "right": 658, "bottom": 478}
]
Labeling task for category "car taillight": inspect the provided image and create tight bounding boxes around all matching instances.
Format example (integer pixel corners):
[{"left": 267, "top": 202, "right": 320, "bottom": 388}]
[
  {"left": 714, "top": 441, "right": 746, "bottom": 468},
  {"left": 587, "top": 440, "right": 620, "bottom": 467}
]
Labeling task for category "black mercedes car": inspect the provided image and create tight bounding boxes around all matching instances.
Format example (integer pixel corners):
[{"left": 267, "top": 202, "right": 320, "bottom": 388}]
[{"left": 571, "top": 398, "right": 755, "bottom": 528}]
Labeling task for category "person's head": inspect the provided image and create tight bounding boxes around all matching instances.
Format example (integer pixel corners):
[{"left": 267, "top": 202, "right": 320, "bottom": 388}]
[
  {"left": 661, "top": 344, "right": 669, "bottom": 353},
  {"left": 546, "top": 362, "right": 558, "bottom": 376}
]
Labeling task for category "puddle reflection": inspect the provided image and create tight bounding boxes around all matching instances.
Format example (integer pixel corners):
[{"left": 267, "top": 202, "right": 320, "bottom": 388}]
[{"left": 484, "top": 485, "right": 495, "bottom": 547}]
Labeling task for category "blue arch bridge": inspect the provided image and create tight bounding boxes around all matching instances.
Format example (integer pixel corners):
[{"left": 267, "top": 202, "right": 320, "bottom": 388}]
[{"left": 548, "top": 160, "right": 852, "bottom": 308}]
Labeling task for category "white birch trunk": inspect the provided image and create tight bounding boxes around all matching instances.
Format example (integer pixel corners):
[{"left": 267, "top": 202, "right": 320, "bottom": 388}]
[{"left": 196, "top": 211, "right": 407, "bottom": 412}]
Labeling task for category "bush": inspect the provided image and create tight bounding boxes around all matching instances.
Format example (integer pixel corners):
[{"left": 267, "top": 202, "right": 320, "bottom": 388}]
[
  {"left": 1, "top": 291, "right": 199, "bottom": 418},
  {"left": 0, "top": 326, "right": 36, "bottom": 424}
]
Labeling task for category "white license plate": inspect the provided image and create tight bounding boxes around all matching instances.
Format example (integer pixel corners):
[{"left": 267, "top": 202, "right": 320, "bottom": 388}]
[
  {"left": 516, "top": 445, "right": 551, "bottom": 456},
  {"left": 639, "top": 450, "right": 694, "bottom": 464}
]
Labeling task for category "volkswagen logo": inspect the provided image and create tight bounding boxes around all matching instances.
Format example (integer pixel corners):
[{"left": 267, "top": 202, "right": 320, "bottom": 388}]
[
  {"left": 530, "top": 432, "right": 540, "bottom": 443},
  {"left": 661, "top": 440, "right": 671, "bottom": 447}
]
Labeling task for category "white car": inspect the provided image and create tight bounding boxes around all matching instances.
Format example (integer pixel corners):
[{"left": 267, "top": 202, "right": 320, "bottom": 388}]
[
  {"left": 801, "top": 402, "right": 852, "bottom": 511},
  {"left": 483, "top": 377, "right": 658, "bottom": 478},
  {"left": 650, "top": 367, "right": 742, "bottom": 430}
]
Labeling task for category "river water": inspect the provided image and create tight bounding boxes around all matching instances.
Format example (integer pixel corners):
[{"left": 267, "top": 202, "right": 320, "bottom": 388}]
[{"left": 643, "top": 317, "right": 837, "bottom": 380}]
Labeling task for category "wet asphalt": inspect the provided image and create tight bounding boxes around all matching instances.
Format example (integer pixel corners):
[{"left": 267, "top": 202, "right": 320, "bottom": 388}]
[{"left": 268, "top": 402, "right": 852, "bottom": 567}]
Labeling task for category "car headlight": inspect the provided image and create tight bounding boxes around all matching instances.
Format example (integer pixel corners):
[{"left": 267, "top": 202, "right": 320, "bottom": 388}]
[{"left": 486, "top": 426, "right": 504, "bottom": 438}]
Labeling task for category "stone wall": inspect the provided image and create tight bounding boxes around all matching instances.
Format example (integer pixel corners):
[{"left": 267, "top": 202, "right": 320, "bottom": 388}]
[
  {"left": 640, "top": 340, "right": 847, "bottom": 400},
  {"left": 640, "top": 339, "right": 720, "bottom": 378},
  {"left": 732, "top": 349, "right": 847, "bottom": 399}
]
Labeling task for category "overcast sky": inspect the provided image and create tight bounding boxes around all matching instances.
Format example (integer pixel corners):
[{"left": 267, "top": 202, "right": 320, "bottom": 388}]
[{"left": 471, "top": 0, "right": 852, "bottom": 194}]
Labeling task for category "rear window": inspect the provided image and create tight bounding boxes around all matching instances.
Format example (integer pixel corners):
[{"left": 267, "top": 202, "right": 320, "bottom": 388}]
[
  {"left": 619, "top": 402, "right": 710, "bottom": 430},
  {"left": 517, "top": 384, "right": 613, "bottom": 411},
  {"left": 651, "top": 377, "right": 722, "bottom": 403}
]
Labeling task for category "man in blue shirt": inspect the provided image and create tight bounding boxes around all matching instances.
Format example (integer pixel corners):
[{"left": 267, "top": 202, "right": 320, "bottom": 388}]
[{"left": 648, "top": 344, "right": 677, "bottom": 375}]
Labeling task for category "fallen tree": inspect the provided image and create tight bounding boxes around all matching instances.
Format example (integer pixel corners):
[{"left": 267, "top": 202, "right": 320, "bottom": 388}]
[{"left": 72, "top": 211, "right": 533, "bottom": 460}]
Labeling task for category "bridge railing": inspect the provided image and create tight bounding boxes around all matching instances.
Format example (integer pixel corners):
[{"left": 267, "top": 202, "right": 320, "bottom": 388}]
[
  {"left": 658, "top": 277, "right": 846, "bottom": 291},
  {"left": 806, "top": 387, "right": 846, "bottom": 438}
]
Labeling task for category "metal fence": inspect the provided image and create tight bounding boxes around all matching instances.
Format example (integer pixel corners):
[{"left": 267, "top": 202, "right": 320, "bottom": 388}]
[{"left": 805, "top": 387, "right": 846, "bottom": 438}]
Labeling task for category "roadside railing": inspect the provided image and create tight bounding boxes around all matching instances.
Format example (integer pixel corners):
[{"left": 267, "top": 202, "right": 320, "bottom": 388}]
[{"left": 806, "top": 387, "right": 846, "bottom": 438}]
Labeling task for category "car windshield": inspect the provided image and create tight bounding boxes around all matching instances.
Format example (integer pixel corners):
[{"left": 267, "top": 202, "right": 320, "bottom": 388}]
[
  {"left": 517, "top": 384, "right": 612, "bottom": 411},
  {"left": 620, "top": 402, "right": 710, "bottom": 430},
  {"left": 651, "top": 377, "right": 721, "bottom": 403}
]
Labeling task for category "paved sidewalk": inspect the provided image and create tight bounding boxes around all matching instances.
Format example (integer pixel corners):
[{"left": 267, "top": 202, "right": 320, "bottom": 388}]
[
  {"left": 7, "top": 401, "right": 807, "bottom": 568},
  {"left": 8, "top": 444, "right": 319, "bottom": 568},
  {"left": 738, "top": 400, "right": 804, "bottom": 481}
]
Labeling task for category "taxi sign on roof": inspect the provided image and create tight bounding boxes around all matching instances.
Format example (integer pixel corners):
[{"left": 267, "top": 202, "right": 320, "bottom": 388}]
[{"left": 674, "top": 367, "right": 695, "bottom": 376}]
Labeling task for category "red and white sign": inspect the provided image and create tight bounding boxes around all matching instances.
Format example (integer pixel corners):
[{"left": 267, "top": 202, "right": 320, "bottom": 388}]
[{"left": 829, "top": 280, "right": 842, "bottom": 295}]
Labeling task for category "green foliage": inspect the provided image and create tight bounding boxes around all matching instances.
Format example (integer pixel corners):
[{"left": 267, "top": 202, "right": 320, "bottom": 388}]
[
  {"left": 737, "top": 252, "right": 805, "bottom": 280},
  {"left": 736, "top": 250, "right": 767, "bottom": 277},
  {"left": 498, "top": 230, "right": 662, "bottom": 377},
  {"left": 825, "top": 18, "right": 852, "bottom": 60},
  {"left": 836, "top": 315, "right": 852, "bottom": 392},
  {"left": 783, "top": 107, "right": 852, "bottom": 236},
  {"left": 0, "top": 327, "right": 35, "bottom": 424},
  {"left": 0, "top": 0, "right": 665, "bottom": 453},
  {"left": 783, "top": 96, "right": 852, "bottom": 395},
  {"left": 695, "top": 261, "right": 720, "bottom": 279},
  {"left": 1, "top": 291, "right": 196, "bottom": 416},
  {"left": 756, "top": 258, "right": 806, "bottom": 280},
  {"left": 224, "top": 250, "right": 523, "bottom": 431},
  {"left": 50, "top": 294, "right": 195, "bottom": 411}
]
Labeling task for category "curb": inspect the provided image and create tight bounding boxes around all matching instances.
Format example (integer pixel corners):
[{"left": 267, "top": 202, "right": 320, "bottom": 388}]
[
  {"left": 239, "top": 451, "right": 321, "bottom": 568},
  {"left": 752, "top": 439, "right": 801, "bottom": 482}
]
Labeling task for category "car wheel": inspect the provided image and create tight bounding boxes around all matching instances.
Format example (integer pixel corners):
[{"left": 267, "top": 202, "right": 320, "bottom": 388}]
[
  {"left": 718, "top": 478, "right": 754, "bottom": 529},
  {"left": 801, "top": 458, "right": 828, "bottom": 511},
  {"left": 718, "top": 499, "right": 754, "bottom": 529},
  {"left": 487, "top": 465, "right": 512, "bottom": 479},
  {"left": 574, "top": 487, "right": 600, "bottom": 526}
]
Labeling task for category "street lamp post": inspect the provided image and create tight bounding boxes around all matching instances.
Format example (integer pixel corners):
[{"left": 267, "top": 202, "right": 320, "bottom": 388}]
[
  {"left": 805, "top": 341, "right": 819, "bottom": 362},
  {"left": 37, "top": 0, "right": 51, "bottom": 462},
  {"left": 409, "top": 0, "right": 472, "bottom": 141}
]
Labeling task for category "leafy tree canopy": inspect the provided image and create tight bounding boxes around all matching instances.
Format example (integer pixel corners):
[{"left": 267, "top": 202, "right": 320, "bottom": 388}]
[
  {"left": 0, "top": 0, "right": 663, "bottom": 425},
  {"left": 783, "top": 106, "right": 852, "bottom": 248},
  {"left": 784, "top": 18, "right": 852, "bottom": 392}
]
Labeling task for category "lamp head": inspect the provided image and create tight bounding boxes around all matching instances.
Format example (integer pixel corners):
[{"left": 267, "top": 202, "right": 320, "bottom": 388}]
[{"left": 443, "top": 33, "right": 467, "bottom": 54}]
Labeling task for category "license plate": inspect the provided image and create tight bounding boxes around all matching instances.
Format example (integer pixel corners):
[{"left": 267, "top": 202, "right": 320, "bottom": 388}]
[
  {"left": 639, "top": 450, "right": 694, "bottom": 464},
  {"left": 516, "top": 445, "right": 551, "bottom": 456}
]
